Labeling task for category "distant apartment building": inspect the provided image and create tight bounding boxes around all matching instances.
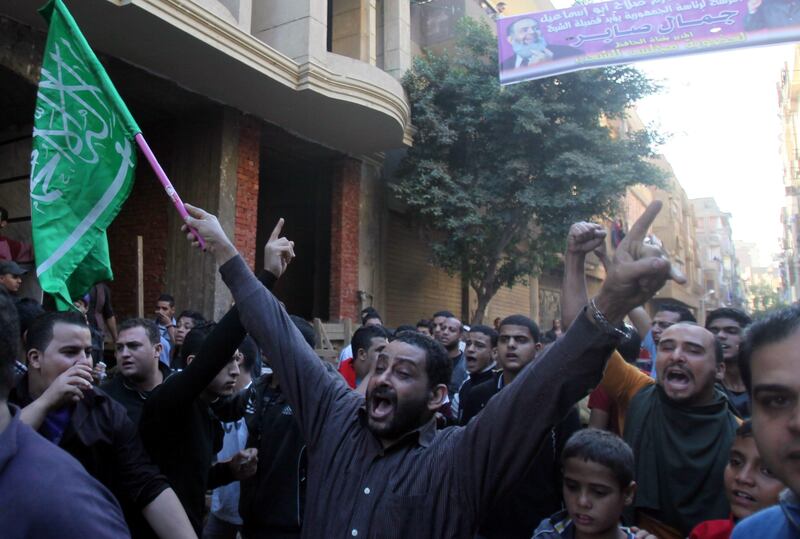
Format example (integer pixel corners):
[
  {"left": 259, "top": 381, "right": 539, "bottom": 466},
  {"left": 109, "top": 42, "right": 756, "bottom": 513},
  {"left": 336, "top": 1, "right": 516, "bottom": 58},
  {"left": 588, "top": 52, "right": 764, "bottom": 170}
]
[
  {"left": 646, "top": 157, "right": 705, "bottom": 318},
  {"left": 778, "top": 45, "right": 800, "bottom": 303},
  {"left": 691, "top": 197, "right": 742, "bottom": 312}
]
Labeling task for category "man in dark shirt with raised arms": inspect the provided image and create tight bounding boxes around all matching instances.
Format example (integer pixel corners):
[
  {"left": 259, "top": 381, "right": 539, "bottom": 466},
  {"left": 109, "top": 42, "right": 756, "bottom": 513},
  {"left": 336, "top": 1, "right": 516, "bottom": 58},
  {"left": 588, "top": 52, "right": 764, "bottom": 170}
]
[{"left": 182, "top": 200, "right": 676, "bottom": 539}]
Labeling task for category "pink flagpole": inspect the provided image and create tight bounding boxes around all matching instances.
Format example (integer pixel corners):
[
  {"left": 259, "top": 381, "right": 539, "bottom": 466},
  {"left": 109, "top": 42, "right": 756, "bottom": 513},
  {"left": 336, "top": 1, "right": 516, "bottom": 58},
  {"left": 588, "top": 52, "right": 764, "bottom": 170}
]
[{"left": 134, "top": 133, "right": 206, "bottom": 250}]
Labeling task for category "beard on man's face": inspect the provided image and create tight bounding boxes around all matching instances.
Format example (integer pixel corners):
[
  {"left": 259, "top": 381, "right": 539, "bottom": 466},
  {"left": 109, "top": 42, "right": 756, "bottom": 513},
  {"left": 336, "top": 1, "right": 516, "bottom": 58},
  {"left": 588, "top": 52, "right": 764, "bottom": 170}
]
[
  {"left": 511, "top": 39, "right": 547, "bottom": 58},
  {"left": 366, "top": 384, "right": 432, "bottom": 441}
]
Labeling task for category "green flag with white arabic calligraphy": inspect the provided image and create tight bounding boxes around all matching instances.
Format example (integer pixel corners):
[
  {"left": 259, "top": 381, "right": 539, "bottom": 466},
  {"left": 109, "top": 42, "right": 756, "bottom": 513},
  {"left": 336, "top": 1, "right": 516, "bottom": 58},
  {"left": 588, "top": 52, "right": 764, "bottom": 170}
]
[{"left": 31, "top": 0, "right": 139, "bottom": 309}]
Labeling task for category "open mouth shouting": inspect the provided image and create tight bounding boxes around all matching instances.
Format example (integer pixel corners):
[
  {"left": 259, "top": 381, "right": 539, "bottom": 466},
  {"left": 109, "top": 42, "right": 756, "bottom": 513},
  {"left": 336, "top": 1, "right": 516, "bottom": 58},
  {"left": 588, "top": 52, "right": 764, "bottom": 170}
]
[
  {"left": 369, "top": 389, "right": 396, "bottom": 423},
  {"left": 663, "top": 365, "right": 693, "bottom": 394}
]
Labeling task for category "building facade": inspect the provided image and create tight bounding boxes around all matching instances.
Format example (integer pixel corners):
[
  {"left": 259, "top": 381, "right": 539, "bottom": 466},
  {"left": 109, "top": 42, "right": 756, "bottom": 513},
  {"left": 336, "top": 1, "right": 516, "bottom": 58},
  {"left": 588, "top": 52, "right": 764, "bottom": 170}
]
[
  {"left": 1, "top": 0, "right": 712, "bottom": 336},
  {"left": 691, "top": 197, "right": 742, "bottom": 313},
  {"left": 778, "top": 45, "right": 800, "bottom": 303},
  {"left": 3, "top": 0, "right": 417, "bottom": 323},
  {"left": 646, "top": 157, "right": 705, "bottom": 319}
]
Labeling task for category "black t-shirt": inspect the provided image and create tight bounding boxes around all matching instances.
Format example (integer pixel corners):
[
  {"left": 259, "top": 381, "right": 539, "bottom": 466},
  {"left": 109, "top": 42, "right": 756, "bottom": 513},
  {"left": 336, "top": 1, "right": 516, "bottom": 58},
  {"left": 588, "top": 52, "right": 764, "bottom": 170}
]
[{"left": 719, "top": 383, "right": 751, "bottom": 418}]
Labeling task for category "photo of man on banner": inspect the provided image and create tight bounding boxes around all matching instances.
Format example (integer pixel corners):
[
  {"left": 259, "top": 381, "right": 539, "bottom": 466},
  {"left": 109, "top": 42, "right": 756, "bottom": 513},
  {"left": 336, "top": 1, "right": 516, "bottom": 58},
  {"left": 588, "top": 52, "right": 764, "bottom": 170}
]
[{"left": 498, "top": 0, "right": 800, "bottom": 85}]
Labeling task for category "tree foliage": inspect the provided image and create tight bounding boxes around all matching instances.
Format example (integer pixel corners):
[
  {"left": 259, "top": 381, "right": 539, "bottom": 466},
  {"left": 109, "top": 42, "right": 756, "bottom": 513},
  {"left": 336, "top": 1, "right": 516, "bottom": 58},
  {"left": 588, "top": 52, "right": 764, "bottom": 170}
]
[
  {"left": 391, "top": 17, "right": 664, "bottom": 322},
  {"left": 749, "top": 281, "right": 788, "bottom": 318}
]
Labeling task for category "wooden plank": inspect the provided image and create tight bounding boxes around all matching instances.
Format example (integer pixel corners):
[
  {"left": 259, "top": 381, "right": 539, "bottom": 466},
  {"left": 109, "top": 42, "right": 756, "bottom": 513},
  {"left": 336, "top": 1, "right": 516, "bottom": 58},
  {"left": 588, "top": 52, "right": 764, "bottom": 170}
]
[{"left": 136, "top": 235, "right": 144, "bottom": 318}]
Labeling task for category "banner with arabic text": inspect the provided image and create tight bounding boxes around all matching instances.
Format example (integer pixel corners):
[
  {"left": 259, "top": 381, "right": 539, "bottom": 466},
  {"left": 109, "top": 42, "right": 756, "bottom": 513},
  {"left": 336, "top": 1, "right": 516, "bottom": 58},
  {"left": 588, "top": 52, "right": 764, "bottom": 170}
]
[{"left": 498, "top": 0, "right": 800, "bottom": 84}]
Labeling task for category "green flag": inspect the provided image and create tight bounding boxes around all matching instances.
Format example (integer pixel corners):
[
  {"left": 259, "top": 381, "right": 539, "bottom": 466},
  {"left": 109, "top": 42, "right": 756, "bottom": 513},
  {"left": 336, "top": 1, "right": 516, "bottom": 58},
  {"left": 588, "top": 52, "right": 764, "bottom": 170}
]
[{"left": 31, "top": 0, "right": 139, "bottom": 309}]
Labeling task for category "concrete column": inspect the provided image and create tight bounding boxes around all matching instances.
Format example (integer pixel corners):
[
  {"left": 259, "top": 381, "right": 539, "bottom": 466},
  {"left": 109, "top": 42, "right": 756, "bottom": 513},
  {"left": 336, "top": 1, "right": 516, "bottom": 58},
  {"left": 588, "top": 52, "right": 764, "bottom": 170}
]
[
  {"left": 383, "top": 0, "right": 411, "bottom": 78},
  {"left": 251, "top": 0, "right": 328, "bottom": 63},
  {"left": 358, "top": 162, "right": 386, "bottom": 316},
  {"left": 212, "top": 110, "right": 241, "bottom": 319},
  {"left": 529, "top": 275, "right": 540, "bottom": 325},
  {"left": 332, "top": 0, "right": 377, "bottom": 64},
  {"left": 330, "top": 158, "right": 362, "bottom": 321}
]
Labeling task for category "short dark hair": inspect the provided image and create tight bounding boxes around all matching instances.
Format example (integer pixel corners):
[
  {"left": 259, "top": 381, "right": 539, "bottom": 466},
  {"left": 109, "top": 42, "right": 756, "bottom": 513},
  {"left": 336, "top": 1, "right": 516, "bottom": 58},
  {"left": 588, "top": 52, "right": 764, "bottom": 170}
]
[
  {"left": 238, "top": 335, "right": 261, "bottom": 377},
  {"left": 0, "top": 206, "right": 7, "bottom": 222},
  {"left": 740, "top": 304, "right": 800, "bottom": 394},
  {"left": 655, "top": 303, "right": 696, "bottom": 323},
  {"left": 392, "top": 331, "right": 451, "bottom": 390},
  {"left": 432, "top": 310, "right": 456, "bottom": 319},
  {"left": 467, "top": 324, "right": 498, "bottom": 347},
  {"left": 176, "top": 310, "right": 206, "bottom": 326},
  {"left": 157, "top": 294, "right": 175, "bottom": 307},
  {"left": 26, "top": 311, "right": 88, "bottom": 353},
  {"left": 352, "top": 325, "right": 390, "bottom": 357},
  {"left": 562, "top": 428, "right": 635, "bottom": 489},
  {"left": 118, "top": 318, "right": 160, "bottom": 346},
  {"left": 416, "top": 319, "right": 431, "bottom": 330},
  {"left": 499, "top": 314, "right": 541, "bottom": 343},
  {"left": 181, "top": 322, "right": 215, "bottom": 362},
  {"left": 394, "top": 325, "right": 417, "bottom": 335},
  {"left": 290, "top": 315, "right": 315, "bottom": 349},
  {"left": 705, "top": 307, "right": 752, "bottom": 330},
  {"left": 361, "top": 307, "right": 382, "bottom": 326},
  {"left": 0, "top": 291, "right": 20, "bottom": 400},
  {"left": 14, "top": 298, "right": 45, "bottom": 342}
]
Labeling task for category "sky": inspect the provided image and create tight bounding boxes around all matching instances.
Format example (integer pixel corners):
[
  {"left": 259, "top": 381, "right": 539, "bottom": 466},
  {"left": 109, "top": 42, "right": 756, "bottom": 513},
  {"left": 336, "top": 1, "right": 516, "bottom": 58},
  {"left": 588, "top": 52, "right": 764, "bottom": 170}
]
[{"left": 634, "top": 44, "right": 794, "bottom": 267}]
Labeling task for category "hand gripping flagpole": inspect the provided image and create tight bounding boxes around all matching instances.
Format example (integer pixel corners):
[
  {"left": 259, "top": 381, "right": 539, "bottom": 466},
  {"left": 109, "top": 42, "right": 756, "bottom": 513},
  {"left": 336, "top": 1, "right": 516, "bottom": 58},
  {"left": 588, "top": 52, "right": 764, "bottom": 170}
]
[{"left": 134, "top": 133, "right": 206, "bottom": 250}]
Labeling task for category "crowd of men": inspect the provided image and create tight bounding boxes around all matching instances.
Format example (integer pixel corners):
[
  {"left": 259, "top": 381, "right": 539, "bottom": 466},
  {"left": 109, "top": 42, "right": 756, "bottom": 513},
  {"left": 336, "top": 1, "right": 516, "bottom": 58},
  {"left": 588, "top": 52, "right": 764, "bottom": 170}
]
[{"left": 2, "top": 201, "right": 800, "bottom": 538}]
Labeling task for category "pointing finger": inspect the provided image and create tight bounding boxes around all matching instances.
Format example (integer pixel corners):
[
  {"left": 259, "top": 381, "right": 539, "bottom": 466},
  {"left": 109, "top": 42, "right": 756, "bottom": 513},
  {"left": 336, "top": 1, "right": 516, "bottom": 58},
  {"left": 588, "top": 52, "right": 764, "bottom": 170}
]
[
  {"left": 269, "top": 218, "right": 285, "bottom": 242},
  {"left": 670, "top": 265, "right": 687, "bottom": 284},
  {"left": 622, "top": 201, "right": 662, "bottom": 247}
]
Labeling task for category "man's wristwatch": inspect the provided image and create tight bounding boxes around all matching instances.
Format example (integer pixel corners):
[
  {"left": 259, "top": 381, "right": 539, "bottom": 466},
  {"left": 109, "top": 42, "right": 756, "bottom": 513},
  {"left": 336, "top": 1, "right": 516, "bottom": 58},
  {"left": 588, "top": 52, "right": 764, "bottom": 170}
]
[{"left": 588, "top": 298, "right": 632, "bottom": 340}]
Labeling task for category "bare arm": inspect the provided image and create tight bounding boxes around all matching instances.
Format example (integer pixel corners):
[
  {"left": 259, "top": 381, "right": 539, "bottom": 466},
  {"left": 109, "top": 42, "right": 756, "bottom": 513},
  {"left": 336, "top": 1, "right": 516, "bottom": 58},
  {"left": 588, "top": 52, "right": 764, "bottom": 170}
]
[
  {"left": 142, "top": 489, "right": 197, "bottom": 539},
  {"left": 183, "top": 206, "right": 360, "bottom": 447},
  {"left": 627, "top": 307, "right": 651, "bottom": 340},
  {"left": 562, "top": 222, "right": 606, "bottom": 329}
]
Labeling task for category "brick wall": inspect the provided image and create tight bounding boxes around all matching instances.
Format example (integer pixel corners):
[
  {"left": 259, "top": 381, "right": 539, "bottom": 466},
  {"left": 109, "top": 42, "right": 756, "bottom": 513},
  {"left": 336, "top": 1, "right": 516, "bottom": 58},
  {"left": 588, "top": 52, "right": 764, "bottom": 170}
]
[
  {"left": 107, "top": 164, "right": 170, "bottom": 319},
  {"left": 329, "top": 158, "right": 361, "bottom": 321},
  {"left": 234, "top": 116, "right": 261, "bottom": 269},
  {"left": 383, "top": 211, "right": 463, "bottom": 327}
]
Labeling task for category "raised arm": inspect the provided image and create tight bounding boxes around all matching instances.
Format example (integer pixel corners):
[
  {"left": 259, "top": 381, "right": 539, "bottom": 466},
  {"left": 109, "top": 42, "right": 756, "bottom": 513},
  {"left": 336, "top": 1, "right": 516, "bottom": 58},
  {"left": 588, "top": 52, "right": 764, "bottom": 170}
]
[
  {"left": 183, "top": 205, "right": 359, "bottom": 448},
  {"left": 456, "top": 201, "right": 680, "bottom": 516},
  {"left": 561, "top": 222, "right": 606, "bottom": 329},
  {"left": 147, "top": 220, "right": 286, "bottom": 422}
]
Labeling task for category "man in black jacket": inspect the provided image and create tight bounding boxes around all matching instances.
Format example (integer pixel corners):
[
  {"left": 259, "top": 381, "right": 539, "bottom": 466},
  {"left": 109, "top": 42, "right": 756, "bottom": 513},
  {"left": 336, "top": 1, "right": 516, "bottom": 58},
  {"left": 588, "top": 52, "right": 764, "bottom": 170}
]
[
  {"left": 102, "top": 317, "right": 171, "bottom": 425},
  {"left": 139, "top": 314, "right": 258, "bottom": 534},
  {"left": 214, "top": 315, "right": 341, "bottom": 539},
  {"left": 12, "top": 311, "right": 195, "bottom": 539},
  {"left": 461, "top": 314, "right": 580, "bottom": 539},
  {"left": 139, "top": 218, "right": 296, "bottom": 535},
  {"left": 455, "top": 324, "right": 497, "bottom": 424}
]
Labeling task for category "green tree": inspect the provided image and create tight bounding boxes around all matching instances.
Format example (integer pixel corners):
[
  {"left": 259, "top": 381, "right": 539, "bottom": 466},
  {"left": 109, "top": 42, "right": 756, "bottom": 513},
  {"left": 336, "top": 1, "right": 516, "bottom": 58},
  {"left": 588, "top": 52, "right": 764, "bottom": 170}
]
[
  {"left": 750, "top": 281, "right": 788, "bottom": 317},
  {"left": 391, "top": 18, "right": 663, "bottom": 323}
]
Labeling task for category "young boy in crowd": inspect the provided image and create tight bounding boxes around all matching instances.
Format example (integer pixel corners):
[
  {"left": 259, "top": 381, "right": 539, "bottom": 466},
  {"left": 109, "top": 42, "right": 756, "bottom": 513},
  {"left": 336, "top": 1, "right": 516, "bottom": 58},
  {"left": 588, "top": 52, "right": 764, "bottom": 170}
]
[
  {"left": 690, "top": 420, "right": 785, "bottom": 538},
  {"left": 731, "top": 305, "right": 800, "bottom": 538},
  {"left": 534, "top": 428, "right": 640, "bottom": 539}
]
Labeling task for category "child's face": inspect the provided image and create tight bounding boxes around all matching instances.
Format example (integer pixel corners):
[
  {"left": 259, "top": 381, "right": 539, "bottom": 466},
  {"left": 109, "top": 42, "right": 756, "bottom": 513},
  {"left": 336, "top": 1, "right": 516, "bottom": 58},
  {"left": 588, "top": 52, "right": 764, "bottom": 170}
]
[
  {"left": 724, "top": 435, "right": 785, "bottom": 520},
  {"left": 750, "top": 328, "right": 800, "bottom": 496},
  {"left": 562, "top": 457, "right": 635, "bottom": 536}
]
